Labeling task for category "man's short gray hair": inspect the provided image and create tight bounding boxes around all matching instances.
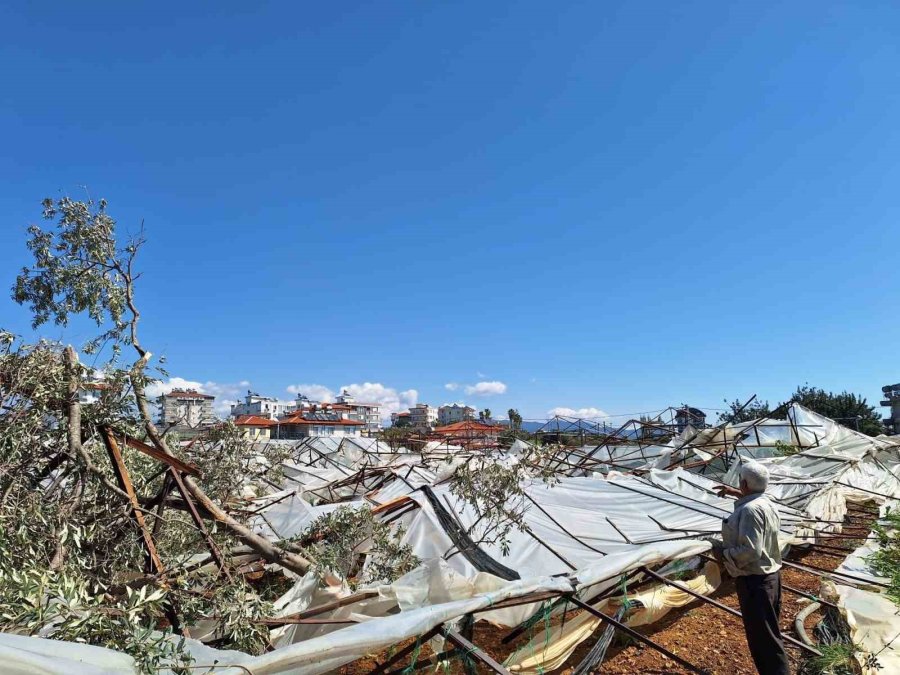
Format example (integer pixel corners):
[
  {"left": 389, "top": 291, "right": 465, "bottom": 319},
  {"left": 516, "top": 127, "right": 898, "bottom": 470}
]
[{"left": 740, "top": 462, "right": 769, "bottom": 493}]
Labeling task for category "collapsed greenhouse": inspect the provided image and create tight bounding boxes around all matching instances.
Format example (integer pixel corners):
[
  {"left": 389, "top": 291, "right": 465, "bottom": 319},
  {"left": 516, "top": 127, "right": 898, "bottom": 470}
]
[{"left": 3, "top": 395, "right": 899, "bottom": 675}]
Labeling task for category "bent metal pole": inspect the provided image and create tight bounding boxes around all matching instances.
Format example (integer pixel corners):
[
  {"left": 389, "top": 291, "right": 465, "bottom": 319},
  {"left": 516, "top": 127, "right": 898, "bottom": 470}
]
[
  {"left": 640, "top": 567, "right": 822, "bottom": 657},
  {"left": 566, "top": 595, "right": 708, "bottom": 674}
]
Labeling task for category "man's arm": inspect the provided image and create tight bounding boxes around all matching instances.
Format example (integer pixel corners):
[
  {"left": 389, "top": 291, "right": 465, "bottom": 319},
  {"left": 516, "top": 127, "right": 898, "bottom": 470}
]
[
  {"left": 712, "top": 485, "right": 742, "bottom": 498},
  {"left": 721, "top": 508, "right": 766, "bottom": 571}
]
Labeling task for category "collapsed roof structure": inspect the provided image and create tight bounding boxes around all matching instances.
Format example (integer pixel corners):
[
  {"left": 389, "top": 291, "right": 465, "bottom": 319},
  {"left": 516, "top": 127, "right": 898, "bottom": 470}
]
[{"left": 5, "top": 403, "right": 900, "bottom": 674}]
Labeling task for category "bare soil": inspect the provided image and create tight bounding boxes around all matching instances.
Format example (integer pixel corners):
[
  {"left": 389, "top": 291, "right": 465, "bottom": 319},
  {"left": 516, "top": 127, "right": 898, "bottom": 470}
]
[{"left": 339, "top": 504, "right": 878, "bottom": 674}]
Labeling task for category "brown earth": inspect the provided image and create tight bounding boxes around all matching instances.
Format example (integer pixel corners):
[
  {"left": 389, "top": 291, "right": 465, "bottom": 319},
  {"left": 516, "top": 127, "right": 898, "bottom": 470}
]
[{"left": 339, "top": 503, "right": 878, "bottom": 674}]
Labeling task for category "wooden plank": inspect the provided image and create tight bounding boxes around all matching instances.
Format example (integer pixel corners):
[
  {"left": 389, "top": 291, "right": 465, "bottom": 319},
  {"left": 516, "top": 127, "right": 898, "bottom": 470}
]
[
  {"left": 117, "top": 430, "right": 201, "bottom": 476},
  {"left": 115, "top": 423, "right": 228, "bottom": 577},
  {"left": 100, "top": 426, "right": 165, "bottom": 575},
  {"left": 150, "top": 473, "right": 173, "bottom": 540},
  {"left": 167, "top": 467, "right": 231, "bottom": 578}
]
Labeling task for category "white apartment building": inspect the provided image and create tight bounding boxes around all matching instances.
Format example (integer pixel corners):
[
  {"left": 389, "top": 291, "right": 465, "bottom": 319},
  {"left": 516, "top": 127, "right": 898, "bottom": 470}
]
[
  {"left": 409, "top": 404, "right": 438, "bottom": 431},
  {"left": 231, "top": 391, "right": 298, "bottom": 420},
  {"left": 438, "top": 404, "right": 476, "bottom": 426},
  {"left": 275, "top": 410, "right": 364, "bottom": 439},
  {"left": 335, "top": 390, "right": 382, "bottom": 435},
  {"left": 157, "top": 389, "right": 216, "bottom": 428},
  {"left": 230, "top": 390, "right": 383, "bottom": 436}
]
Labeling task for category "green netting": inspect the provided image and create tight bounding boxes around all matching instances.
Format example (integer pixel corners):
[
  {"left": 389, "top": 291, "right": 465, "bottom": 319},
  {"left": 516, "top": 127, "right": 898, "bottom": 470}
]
[
  {"left": 504, "top": 600, "right": 555, "bottom": 674},
  {"left": 619, "top": 573, "right": 633, "bottom": 611},
  {"left": 402, "top": 635, "right": 423, "bottom": 675}
]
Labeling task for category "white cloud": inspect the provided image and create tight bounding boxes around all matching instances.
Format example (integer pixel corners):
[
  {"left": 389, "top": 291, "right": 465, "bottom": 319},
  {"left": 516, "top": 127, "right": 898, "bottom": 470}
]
[
  {"left": 476, "top": 371, "right": 486, "bottom": 378},
  {"left": 145, "top": 376, "right": 250, "bottom": 418},
  {"left": 547, "top": 406, "right": 610, "bottom": 419},
  {"left": 465, "top": 380, "right": 507, "bottom": 396},
  {"left": 286, "top": 384, "right": 335, "bottom": 402},
  {"left": 444, "top": 382, "right": 459, "bottom": 391},
  {"left": 145, "top": 377, "right": 203, "bottom": 400},
  {"left": 340, "top": 382, "right": 418, "bottom": 420}
]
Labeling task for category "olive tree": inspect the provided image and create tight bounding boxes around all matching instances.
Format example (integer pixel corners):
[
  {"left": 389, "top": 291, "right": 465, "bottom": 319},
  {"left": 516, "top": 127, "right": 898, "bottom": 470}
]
[
  {"left": 12, "top": 196, "right": 313, "bottom": 575},
  {"left": 1, "top": 197, "right": 378, "bottom": 666}
]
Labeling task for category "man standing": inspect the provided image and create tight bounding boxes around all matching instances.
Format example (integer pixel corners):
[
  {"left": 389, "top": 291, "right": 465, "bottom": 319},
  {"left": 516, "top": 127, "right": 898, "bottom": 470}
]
[{"left": 713, "top": 462, "right": 789, "bottom": 675}]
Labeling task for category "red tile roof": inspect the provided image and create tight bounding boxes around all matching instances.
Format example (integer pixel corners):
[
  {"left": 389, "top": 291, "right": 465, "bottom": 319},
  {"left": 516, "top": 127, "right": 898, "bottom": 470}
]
[
  {"left": 432, "top": 420, "right": 502, "bottom": 435},
  {"left": 278, "top": 414, "right": 365, "bottom": 426},
  {"left": 82, "top": 382, "right": 112, "bottom": 391},
  {"left": 165, "top": 389, "right": 214, "bottom": 400},
  {"left": 233, "top": 415, "right": 275, "bottom": 427}
]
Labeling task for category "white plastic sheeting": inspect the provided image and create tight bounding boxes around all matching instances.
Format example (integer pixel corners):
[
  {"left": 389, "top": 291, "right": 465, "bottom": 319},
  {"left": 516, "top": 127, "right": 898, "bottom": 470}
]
[
  {"left": 0, "top": 633, "right": 135, "bottom": 675},
  {"left": 249, "top": 490, "right": 360, "bottom": 540},
  {"left": 506, "top": 558, "right": 720, "bottom": 673},
  {"left": 833, "top": 584, "right": 900, "bottom": 674},
  {"left": 0, "top": 539, "right": 714, "bottom": 674},
  {"left": 835, "top": 539, "right": 890, "bottom": 588},
  {"left": 387, "top": 471, "right": 798, "bottom": 587},
  {"left": 215, "top": 576, "right": 574, "bottom": 675},
  {"left": 550, "top": 443, "right": 676, "bottom": 475},
  {"left": 207, "top": 541, "right": 709, "bottom": 674},
  {"left": 5, "top": 404, "right": 897, "bottom": 674},
  {"left": 0, "top": 632, "right": 261, "bottom": 675},
  {"left": 717, "top": 405, "right": 900, "bottom": 528}
]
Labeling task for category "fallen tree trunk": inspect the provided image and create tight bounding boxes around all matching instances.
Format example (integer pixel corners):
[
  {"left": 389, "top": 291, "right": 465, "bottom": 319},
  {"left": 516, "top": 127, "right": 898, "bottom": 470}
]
[{"left": 128, "top": 364, "right": 313, "bottom": 576}]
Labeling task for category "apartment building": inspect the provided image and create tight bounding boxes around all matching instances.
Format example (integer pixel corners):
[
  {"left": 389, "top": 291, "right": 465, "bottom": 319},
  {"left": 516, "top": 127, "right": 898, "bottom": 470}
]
[
  {"left": 408, "top": 404, "right": 438, "bottom": 432},
  {"left": 882, "top": 383, "right": 900, "bottom": 435},
  {"left": 391, "top": 411, "right": 411, "bottom": 426},
  {"left": 157, "top": 389, "right": 216, "bottom": 429},
  {"left": 438, "top": 404, "right": 476, "bottom": 426},
  {"left": 275, "top": 409, "right": 364, "bottom": 439},
  {"left": 230, "top": 391, "right": 298, "bottom": 420},
  {"left": 335, "top": 390, "right": 382, "bottom": 435}
]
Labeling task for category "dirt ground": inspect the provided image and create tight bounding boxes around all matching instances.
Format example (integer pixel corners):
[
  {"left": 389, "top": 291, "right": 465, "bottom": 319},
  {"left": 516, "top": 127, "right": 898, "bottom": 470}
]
[{"left": 338, "top": 502, "right": 878, "bottom": 674}]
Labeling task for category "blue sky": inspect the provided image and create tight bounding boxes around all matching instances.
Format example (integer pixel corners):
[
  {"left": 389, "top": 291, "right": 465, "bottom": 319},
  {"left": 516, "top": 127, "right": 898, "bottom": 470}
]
[{"left": 2, "top": 1, "right": 900, "bottom": 421}]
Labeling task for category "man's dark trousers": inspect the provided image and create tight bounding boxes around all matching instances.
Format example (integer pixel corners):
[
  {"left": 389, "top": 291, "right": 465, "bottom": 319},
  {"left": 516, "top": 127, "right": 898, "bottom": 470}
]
[{"left": 735, "top": 571, "right": 790, "bottom": 675}]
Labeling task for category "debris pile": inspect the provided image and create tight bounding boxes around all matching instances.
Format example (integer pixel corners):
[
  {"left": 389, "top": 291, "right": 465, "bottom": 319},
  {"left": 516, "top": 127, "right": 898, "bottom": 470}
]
[{"left": 2, "top": 198, "right": 899, "bottom": 674}]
